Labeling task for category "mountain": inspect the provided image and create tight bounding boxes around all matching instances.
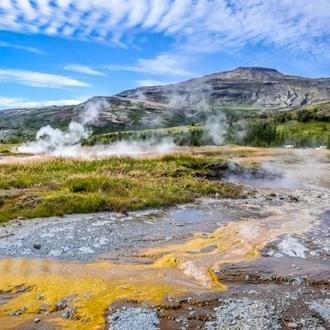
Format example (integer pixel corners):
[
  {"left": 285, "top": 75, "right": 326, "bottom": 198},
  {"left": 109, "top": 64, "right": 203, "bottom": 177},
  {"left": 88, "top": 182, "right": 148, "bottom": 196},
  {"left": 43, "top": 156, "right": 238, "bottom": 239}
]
[
  {"left": 116, "top": 67, "right": 330, "bottom": 109},
  {"left": 1, "top": 67, "right": 330, "bottom": 138}
]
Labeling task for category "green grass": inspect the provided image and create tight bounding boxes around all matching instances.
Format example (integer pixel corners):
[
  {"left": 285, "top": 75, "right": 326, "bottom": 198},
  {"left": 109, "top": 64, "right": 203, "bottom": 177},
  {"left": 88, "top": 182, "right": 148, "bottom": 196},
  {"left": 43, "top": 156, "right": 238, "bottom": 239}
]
[
  {"left": 277, "top": 120, "right": 330, "bottom": 146},
  {"left": 87, "top": 124, "right": 200, "bottom": 140},
  {"left": 0, "top": 154, "right": 242, "bottom": 223},
  {"left": 278, "top": 121, "right": 330, "bottom": 135}
]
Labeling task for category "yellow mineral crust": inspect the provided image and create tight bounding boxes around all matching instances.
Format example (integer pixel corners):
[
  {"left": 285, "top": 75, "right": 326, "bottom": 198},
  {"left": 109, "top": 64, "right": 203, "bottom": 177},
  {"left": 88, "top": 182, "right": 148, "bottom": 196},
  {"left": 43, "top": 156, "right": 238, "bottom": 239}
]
[
  {"left": 0, "top": 259, "right": 187, "bottom": 329},
  {"left": 0, "top": 204, "right": 316, "bottom": 329}
]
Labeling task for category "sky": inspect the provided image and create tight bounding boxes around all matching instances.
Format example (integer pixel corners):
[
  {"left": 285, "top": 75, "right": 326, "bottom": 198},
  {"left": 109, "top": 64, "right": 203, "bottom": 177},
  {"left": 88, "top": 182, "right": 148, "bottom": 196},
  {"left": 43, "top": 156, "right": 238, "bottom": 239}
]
[{"left": 0, "top": 0, "right": 330, "bottom": 110}]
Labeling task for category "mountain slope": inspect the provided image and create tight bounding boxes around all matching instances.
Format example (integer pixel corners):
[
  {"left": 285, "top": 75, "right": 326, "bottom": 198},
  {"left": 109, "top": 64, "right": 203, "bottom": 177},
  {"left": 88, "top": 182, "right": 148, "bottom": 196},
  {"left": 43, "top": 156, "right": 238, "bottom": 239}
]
[
  {"left": 1, "top": 67, "right": 330, "bottom": 138},
  {"left": 116, "top": 67, "right": 330, "bottom": 110}
]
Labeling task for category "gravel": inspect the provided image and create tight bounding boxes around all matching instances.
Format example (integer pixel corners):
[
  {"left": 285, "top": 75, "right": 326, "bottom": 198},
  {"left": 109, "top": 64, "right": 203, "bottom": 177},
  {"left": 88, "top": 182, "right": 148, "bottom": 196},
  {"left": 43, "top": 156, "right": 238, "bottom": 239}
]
[
  {"left": 307, "top": 298, "right": 330, "bottom": 323},
  {"left": 206, "top": 299, "right": 281, "bottom": 330},
  {"left": 107, "top": 307, "right": 160, "bottom": 330},
  {"left": 0, "top": 198, "right": 267, "bottom": 261}
]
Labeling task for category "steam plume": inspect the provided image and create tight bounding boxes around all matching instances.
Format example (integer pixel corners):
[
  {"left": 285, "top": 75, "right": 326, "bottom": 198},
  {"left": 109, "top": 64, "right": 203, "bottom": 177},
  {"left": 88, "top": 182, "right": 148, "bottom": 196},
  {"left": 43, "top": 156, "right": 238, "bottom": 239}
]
[
  {"left": 203, "top": 114, "right": 228, "bottom": 145},
  {"left": 17, "top": 98, "right": 176, "bottom": 158},
  {"left": 17, "top": 100, "right": 101, "bottom": 154}
]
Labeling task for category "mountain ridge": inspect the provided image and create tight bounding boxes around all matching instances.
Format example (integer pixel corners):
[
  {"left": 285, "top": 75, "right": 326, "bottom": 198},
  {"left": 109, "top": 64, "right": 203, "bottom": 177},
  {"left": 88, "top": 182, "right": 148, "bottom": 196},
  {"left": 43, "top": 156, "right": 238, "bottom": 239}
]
[
  {"left": 1, "top": 67, "right": 330, "bottom": 138},
  {"left": 115, "top": 66, "right": 330, "bottom": 110}
]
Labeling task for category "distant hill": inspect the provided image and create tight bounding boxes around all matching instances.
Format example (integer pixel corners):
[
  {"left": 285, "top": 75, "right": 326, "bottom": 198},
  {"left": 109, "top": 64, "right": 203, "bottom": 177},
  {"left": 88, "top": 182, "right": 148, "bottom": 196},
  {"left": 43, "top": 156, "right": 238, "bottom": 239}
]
[{"left": 1, "top": 67, "right": 330, "bottom": 138}]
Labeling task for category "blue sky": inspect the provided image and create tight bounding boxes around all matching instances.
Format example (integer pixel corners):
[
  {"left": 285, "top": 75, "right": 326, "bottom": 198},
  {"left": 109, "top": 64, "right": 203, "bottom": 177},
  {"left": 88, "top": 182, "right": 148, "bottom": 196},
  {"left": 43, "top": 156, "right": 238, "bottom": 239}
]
[{"left": 0, "top": 0, "right": 330, "bottom": 110}]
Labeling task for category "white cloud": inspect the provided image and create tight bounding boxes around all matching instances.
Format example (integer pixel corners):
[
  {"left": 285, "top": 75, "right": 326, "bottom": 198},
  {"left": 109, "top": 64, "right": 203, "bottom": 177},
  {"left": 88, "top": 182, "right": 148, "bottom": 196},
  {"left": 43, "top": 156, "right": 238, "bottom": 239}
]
[
  {"left": 0, "top": 96, "right": 84, "bottom": 110},
  {"left": 64, "top": 64, "right": 106, "bottom": 76},
  {"left": 0, "top": 0, "right": 329, "bottom": 64},
  {"left": 0, "top": 69, "right": 90, "bottom": 88},
  {"left": 107, "top": 54, "right": 194, "bottom": 77},
  {"left": 0, "top": 41, "right": 46, "bottom": 54},
  {"left": 142, "top": 0, "right": 171, "bottom": 29}
]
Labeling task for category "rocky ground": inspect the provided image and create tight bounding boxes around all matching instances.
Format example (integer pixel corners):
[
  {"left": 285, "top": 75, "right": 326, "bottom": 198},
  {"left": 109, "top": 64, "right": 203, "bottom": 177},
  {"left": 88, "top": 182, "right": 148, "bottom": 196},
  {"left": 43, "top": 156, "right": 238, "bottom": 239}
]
[
  {"left": 0, "top": 151, "right": 330, "bottom": 329},
  {"left": 0, "top": 197, "right": 271, "bottom": 262}
]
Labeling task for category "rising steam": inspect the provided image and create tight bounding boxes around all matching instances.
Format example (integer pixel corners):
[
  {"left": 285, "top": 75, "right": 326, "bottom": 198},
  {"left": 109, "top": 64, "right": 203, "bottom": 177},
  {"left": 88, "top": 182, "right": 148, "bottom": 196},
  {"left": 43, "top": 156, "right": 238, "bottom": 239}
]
[
  {"left": 203, "top": 113, "right": 228, "bottom": 145},
  {"left": 18, "top": 100, "right": 99, "bottom": 155},
  {"left": 16, "top": 81, "right": 234, "bottom": 158},
  {"left": 17, "top": 98, "right": 176, "bottom": 158}
]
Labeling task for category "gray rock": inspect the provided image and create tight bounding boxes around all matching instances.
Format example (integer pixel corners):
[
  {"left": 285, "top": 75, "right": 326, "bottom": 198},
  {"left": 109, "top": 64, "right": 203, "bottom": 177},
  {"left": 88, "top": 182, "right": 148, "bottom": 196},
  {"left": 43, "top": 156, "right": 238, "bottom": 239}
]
[
  {"left": 62, "top": 309, "right": 76, "bottom": 319},
  {"left": 108, "top": 307, "right": 159, "bottom": 330},
  {"left": 206, "top": 299, "right": 281, "bottom": 330},
  {"left": 307, "top": 299, "right": 330, "bottom": 323}
]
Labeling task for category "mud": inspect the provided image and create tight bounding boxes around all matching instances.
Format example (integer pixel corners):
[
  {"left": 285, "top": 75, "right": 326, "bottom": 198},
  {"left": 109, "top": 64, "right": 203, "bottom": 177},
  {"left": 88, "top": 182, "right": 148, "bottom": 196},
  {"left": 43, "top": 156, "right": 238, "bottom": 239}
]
[{"left": 0, "top": 148, "right": 330, "bottom": 329}]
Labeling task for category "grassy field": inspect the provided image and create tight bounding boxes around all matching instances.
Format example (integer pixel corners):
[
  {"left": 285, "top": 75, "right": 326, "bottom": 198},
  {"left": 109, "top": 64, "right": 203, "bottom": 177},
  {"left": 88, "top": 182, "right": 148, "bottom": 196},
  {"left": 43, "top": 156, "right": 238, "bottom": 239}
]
[
  {"left": 277, "top": 121, "right": 330, "bottom": 146},
  {"left": 84, "top": 124, "right": 203, "bottom": 146},
  {"left": 0, "top": 152, "right": 243, "bottom": 223}
]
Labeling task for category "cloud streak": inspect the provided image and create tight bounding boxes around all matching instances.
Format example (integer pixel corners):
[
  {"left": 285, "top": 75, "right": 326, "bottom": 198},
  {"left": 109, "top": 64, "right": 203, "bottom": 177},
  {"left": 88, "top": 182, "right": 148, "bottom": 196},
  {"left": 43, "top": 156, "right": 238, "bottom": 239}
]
[
  {"left": 0, "top": 96, "right": 84, "bottom": 110},
  {"left": 64, "top": 64, "right": 106, "bottom": 76},
  {"left": 136, "top": 79, "right": 176, "bottom": 87},
  {"left": 0, "top": 41, "right": 46, "bottom": 54},
  {"left": 0, "top": 69, "right": 90, "bottom": 88},
  {"left": 107, "top": 54, "right": 194, "bottom": 77}
]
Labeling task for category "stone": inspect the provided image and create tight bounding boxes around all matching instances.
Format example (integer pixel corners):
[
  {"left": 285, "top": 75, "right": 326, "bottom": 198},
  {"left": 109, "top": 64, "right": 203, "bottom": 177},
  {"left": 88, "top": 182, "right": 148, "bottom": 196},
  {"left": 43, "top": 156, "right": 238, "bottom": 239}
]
[
  {"left": 287, "top": 322, "right": 299, "bottom": 328},
  {"left": 33, "top": 243, "right": 41, "bottom": 250},
  {"left": 62, "top": 309, "right": 76, "bottom": 319}
]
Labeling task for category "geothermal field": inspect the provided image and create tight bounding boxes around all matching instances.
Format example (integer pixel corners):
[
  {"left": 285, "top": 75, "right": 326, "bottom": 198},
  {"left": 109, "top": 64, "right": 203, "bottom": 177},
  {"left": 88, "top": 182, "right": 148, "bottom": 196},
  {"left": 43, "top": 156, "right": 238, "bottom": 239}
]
[
  {"left": 0, "top": 143, "right": 330, "bottom": 330},
  {"left": 1, "top": 0, "right": 330, "bottom": 328}
]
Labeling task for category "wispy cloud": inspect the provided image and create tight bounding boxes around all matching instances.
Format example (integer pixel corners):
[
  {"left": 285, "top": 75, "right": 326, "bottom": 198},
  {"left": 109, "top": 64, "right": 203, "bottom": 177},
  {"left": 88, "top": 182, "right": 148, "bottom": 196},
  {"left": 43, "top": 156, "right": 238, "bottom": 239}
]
[
  {"left": 0, "top": 96, "right": 84, "bottom": 110},
  {"left": 0, "top": 0, "right": 329, "bottom": 65},
  {"left": 0, "top": 41, "right": 46, "bottom": 54},
  {"left": 107, "top": 54, "right": 194, "bottom": 77},
  {"left": 177, "top": 0, "right": 330, "bottom": 60},
  {"left": 0, "top": 69, "right": 90, "bottom": 88},
  {"left": 64, "top": 64, "right": 106, "bottom": 76},
  {"left": 136, "top": 79, "right": 176, "bottom": 87}
]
